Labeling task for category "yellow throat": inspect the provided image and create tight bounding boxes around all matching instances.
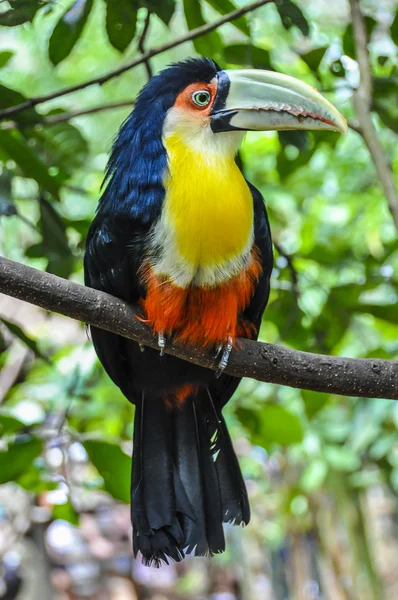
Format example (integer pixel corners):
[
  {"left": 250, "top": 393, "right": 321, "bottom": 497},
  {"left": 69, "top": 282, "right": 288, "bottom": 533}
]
[{"left": 163, "top": 133, "right": 253, "bottom": 268}]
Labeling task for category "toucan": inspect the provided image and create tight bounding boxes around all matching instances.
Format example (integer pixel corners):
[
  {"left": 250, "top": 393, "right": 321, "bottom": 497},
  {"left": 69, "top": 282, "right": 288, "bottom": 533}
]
[{"left": 84, "top": 57, "right": 346, "bottom": 566}]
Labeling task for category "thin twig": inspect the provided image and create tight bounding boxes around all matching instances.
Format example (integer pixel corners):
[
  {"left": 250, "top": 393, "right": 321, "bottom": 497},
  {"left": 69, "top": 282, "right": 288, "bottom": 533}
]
[
  {"left": 138, "top": 10, "right": 152, "bottom": 79},
  {"left": 0, "top": 101, "right": 133, "bottom": 129},
  {"left": 0, "top": 256, "right": 397, "bottom": 400},
  {"left": 349, "top": 0, "right": 398, "bottom": 230},
  {"left": 42, "top": 102, "right": 133, "bottom": 125},
  {"left": 0, "top": 0, "right": 273, "bottom": 121},
  {"left": 347, "top": 118, "right": 362, "bottom": 135}
]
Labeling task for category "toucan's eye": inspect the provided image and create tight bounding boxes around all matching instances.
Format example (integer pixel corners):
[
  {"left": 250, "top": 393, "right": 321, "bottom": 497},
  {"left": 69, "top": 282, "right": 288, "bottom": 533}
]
[{"left": 192, "top": 90, "right": 211, "bottom": 107}]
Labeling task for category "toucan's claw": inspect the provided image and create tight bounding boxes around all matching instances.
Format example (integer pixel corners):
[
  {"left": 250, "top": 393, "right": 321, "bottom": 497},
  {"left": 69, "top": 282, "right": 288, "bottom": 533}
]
[
  {"left": 214, "top": 342, "right": 223, "bottom": 360},
  {"left": 158, "top": 333, "right": 166, "bottom": 356},
  {"left": 215, "top": 336, "right": 233, "bottom": 378}
]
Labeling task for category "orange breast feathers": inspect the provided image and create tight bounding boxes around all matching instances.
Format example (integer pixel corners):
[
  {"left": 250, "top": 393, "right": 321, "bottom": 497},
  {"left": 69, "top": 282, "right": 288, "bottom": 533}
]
[{"left": 140, "top": 249, "right": 262, "bottom": 348}]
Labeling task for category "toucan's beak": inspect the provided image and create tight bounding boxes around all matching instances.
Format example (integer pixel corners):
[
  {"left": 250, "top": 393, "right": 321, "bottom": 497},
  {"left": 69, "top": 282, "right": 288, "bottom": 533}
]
[{"left": 210, "top": 69, "right": 347, "bottom": 135}]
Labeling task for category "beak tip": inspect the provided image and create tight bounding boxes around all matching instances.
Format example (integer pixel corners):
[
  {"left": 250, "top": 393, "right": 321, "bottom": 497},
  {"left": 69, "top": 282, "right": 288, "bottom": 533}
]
[{"left": 339, "top": 117, "right": 348, "bottom": 135}]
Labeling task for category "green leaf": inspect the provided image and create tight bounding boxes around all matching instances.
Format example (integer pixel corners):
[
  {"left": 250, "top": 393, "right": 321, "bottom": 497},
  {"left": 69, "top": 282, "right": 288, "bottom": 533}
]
[
  {"left": 372, "top": 77, "right": 398, "bottom": 133},
  {"left": 84, "top": 439, "right": 131, "bottom": 503},
  {"left": 302, "top": 390, "right": 328, "bottom": 419},
  {"left": 0, "top": 1, "right": 41, "bottom": 27},
  {"left": 183, "top": 0, "right": 222, "bottom": 57},
  {"left": 29, "top": 198, "right": 74, "bottom": 278},
  {"left": 16, "top": 467, "right": 57, "bottom": 493},
  {"left": 237, "top": 405, "right": 304, "bottom": 447},
  {"left": 204, "top": 0, "right": 249, "bottom": 35},
  {"left": 329, "top": 59, "right": 346, "bottom": 78},
  {"left": 30, "top": 119, "right": 89, "bottom": 176},
  {"left": 355, "top": 303, "right": 398, "bottom": 325},
  {"left": 0, "top": 84, "right": 39, "bottom": 125},
  {"left": 391, "top": 12, "right": 398, "bottom": 46},
  {"left": 49, "top": 0, "right": 94, "bottom": 65},
  {"left": 53, "top": 500, "right": 79, "bottom": 525},
  {"left": 323, "top": 445, "right": 361, "bottom": 472},
  {"left": 142, "top": 0, "right": 175, "bottom": 25},
  {"left": 300, "top": 47, "right": 327, "bottom": 72},
  {"left": 275, "top": 0, "right": 309, "bottom": 36},
  {"left": 0, "top": 436, "right": 43, "bottom": 484},
  {"left": 1, "top": 318, "right": 48, "bottom": 361},
  {"left": 224, "top": 44, "right": 272, "bottom": 69},
  {"left": 300, "top": 459, "right": 328, "bottom": 491},
  {"left": 343, "top": 17, "right": 377, "bottom": 59},
  {"left": 105, "top": 0, "right": 137, "bottom": 52},
  {"left": 278, "top": 130, "right": 310, "bottom": 152},
  {"left": 0, "top": 413, "right": 25, "bottom": 437},
  {"left": 0, "top": 129, "right": 61, "bottom": 196},
  {"left": 0, "top": 51, "right": 14, "bottom": 68}
]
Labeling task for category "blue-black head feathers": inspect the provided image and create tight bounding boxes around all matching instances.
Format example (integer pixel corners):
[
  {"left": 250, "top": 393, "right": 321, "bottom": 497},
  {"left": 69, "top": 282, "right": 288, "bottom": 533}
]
[{"left": 98, "top": 58, "right": 220, "bottom": 222}]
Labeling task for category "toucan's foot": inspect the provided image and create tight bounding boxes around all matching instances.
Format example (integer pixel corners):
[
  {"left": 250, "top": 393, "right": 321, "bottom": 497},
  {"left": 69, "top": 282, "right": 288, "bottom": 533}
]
[
  {"left": 158, "top": 333, "right": 166, "bottom": 356},
  {"left": 215, "top": 336, "right": 233, "bottom": 378},
  {"left": 214, "top": 343, "right": 223, "bottom": 360},
  {"left": 139, "top": 343, "right": 145, "bottom": 353}
]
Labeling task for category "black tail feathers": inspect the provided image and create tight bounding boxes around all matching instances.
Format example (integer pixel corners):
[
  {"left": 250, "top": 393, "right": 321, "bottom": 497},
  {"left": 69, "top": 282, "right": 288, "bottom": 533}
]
[{"left": 131, "top": 388, "right": 250, "bottom": 566}]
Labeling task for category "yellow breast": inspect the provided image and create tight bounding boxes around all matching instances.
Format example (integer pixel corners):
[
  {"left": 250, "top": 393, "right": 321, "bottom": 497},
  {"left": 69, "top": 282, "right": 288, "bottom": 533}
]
[{"left": 163, "top": 134, "right": 253, "bottom": 268}]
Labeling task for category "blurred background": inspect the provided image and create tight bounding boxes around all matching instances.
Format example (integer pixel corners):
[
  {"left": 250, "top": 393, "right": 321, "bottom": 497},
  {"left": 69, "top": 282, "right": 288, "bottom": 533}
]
[{"left": 0, "top": 0, "right": 398, "bottom": 598}]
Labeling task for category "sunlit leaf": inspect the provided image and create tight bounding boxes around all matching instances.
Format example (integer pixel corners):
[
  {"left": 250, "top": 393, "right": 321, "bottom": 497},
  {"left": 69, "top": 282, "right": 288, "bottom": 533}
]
[
  {"left": 0, "top": 130, "right": 61, "bottom": 196},
  {"left": 84, "top": 439, "right": 131, "bottom": 503},
  {"left": 302, "top": 390, "right": 329, "bottom": 419},
  {"left": 237, "top": 405, "right": 304, "bottom": 447},
  {"left": 53, "top": 500, "right": 79, "bottom": 525},
  {"left": 0, "top": 436, "right": 43, "bottom": 484},
  {"left": 30, "top": 119, "right": 89, "bottom": 176},
  {"left": 323, "top": 445, "right": 361, "bottom": 472},
  {"left": 300, "top": 459, "right": 328, "bottom": 491}
]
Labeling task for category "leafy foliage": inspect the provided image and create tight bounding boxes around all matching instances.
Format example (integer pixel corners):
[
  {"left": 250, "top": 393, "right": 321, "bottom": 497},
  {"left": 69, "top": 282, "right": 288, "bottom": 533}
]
[{"left": 0, "top": 0, "right": 397, "bottom": 591}]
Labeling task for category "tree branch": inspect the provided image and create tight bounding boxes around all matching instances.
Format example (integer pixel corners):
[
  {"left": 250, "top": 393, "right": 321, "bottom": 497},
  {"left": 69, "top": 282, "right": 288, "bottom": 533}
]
[
  {"left": 0, "top": 257, "right": 397, "bottom": 400},
  {"left": 0, "top": 0, "right": 273, "bottom": 121},
  {"left": 349, "top": 0, "right": 398, "bottom": 230},
  {"left": 138, "top": 10, "right": 153, "bottom": 79}
]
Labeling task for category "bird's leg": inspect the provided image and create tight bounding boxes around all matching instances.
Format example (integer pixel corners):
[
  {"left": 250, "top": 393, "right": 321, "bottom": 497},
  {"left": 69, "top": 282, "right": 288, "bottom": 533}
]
[
  {"left": 215, "top": 336, "right": 233, "bottom": 378},
  {"left": 158, "top": 332, "right": 166, "bottom": 356},
  {"left": 139, "top": 343, "right": 145, "bottom": 353}
]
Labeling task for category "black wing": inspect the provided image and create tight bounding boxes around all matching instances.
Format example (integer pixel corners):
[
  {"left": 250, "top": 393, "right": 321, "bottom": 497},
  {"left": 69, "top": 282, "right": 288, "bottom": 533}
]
[
  {"left": 214, "top": 181, "right": 273, "bottom": 408},
  {"left": 84, "top": 214, "right": 149, "bottom": 400}
]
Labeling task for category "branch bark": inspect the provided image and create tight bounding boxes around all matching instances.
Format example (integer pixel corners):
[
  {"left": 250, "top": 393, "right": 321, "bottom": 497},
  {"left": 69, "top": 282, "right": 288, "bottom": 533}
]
[
  {"left": 349, "top": 0, "right": 398, "bottom": 230},
  {"left": 138, "top": 10, "right": 153, "bottom": 79},
  {"left": 0, "top": 0, "right": 273, "bottom": 121},
  {"left": 0, "top": 257, "right": 397, "bottom": 400}
]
